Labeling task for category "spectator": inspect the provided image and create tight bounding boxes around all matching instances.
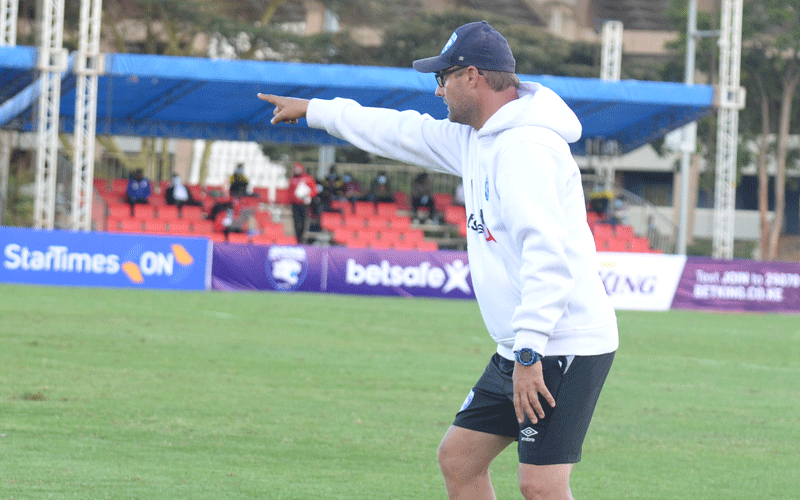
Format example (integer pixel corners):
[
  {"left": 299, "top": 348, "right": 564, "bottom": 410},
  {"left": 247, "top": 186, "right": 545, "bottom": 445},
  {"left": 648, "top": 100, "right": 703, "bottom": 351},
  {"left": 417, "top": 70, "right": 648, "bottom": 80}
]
[
  {"left": 317, "top": 165, "right": 345, "bottom": 214},
  {"left": 588, "top": 189, "right": 614, "bottom": 220},
  {"left": 125, "top": 169, "right": 152, "bottom": 216},
  {"left": 410, "top": 172, "right": 437, "bottom": 223},
  {"left": 321, "top": 165, "right": 345, "bottom": 199},
  {"left": 342, "top": 172, "right": 364, "bottom": 211},
  {"left": 212, "top": 198, "right": 247, "bottom": 240},
  {"left": 289, "top": 162, "right": 318, "bottom": 243},
  {"left": 165, "top": 174, "right": 203, "bottom": 215},
  {"left": 229, "top": 163, "right": 251, "bottom": 198},
  {"left": 367, "top": 170, "right": 394, "bottom": 203}
]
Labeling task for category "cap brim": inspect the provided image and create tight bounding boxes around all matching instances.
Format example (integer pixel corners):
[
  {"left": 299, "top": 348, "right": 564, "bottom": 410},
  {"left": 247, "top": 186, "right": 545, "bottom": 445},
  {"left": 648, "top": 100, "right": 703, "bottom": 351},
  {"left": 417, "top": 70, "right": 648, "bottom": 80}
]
[{"left": 412, "top": 55, "right": 451, "bottom": 73}]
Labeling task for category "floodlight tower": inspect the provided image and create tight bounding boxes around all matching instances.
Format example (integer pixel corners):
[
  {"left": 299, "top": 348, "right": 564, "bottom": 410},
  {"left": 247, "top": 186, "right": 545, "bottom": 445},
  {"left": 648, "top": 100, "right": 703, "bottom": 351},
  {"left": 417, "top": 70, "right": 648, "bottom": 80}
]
[
  {"left": 33, "top": 0, "right": 67, "bottom": 229},
  {"left": 600, "top": 20, "right": 623, "bottom": 82},
  {"left": 0, "top": 0, "right": 18, "bottom": 226},
  {"left": 71, "top": 0, "right": 103, "bottom": 231},
  {"left": 596, "top": 20, "right": 623, "bottom": 191},
  {"left": 712, "top": 0, "right": 745, "bottom": 259}
]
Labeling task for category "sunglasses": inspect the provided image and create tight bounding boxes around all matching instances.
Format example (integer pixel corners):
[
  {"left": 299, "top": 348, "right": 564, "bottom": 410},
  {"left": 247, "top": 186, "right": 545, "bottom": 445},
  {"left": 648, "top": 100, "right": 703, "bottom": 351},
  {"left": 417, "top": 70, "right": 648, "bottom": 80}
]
[{"left": 435, "top": 66, "right": 466, "bottom": 87}]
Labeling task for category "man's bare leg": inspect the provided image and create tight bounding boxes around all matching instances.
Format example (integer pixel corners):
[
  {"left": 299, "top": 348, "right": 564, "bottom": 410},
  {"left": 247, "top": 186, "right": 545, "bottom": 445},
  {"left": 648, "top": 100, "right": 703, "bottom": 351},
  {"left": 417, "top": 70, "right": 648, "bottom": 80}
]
[
  {"left": 518, "top": 463, "right": 574, "bottom": 500},
  {"left": 438, "top": 426, "right": 515, "bottom": 500}
]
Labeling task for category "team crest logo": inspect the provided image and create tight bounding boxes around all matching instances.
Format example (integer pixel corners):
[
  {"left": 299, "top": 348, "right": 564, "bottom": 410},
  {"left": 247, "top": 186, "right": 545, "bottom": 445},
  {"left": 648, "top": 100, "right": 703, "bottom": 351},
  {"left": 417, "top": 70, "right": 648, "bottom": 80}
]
[
  {"left": 459, "top": 389, "right": 474, "bottom": 412},
  {"left": 442, "top": 32, "right": 457, "bottom": 53},
  {"left": 266, "top": 246, "right": 308, "bottom": 291}
]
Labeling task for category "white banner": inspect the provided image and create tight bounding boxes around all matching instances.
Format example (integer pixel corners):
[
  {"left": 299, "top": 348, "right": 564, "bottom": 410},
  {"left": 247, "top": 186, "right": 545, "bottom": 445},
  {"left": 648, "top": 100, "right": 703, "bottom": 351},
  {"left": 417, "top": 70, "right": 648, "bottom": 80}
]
[{"left": 597, "top": 252, "right": 687, "bottom": 311}]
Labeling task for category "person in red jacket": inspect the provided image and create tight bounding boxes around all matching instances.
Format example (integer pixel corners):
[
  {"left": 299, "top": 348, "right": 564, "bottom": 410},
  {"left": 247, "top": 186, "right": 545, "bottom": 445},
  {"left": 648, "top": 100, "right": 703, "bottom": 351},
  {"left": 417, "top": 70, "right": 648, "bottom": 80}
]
[{"left": 288, "top": 162, "right": 318, "bottom": 243}]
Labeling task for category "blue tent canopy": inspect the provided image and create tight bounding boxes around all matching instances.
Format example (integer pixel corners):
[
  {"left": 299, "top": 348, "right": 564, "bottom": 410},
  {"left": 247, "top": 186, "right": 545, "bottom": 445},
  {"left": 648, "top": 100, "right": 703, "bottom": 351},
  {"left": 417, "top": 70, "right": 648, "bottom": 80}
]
[{"left": 0, "top": 45, "right": 714, "bottom": 155}]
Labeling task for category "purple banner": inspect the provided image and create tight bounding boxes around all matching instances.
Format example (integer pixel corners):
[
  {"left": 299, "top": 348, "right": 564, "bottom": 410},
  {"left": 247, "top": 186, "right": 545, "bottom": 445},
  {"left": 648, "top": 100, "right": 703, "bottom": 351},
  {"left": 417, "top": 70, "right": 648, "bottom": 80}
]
[
  {"left": 671, "top": 257, "right": 800, "bottom": 313},
  {"left": 212, "top": 244, "right": 475, "bottom": 299}
]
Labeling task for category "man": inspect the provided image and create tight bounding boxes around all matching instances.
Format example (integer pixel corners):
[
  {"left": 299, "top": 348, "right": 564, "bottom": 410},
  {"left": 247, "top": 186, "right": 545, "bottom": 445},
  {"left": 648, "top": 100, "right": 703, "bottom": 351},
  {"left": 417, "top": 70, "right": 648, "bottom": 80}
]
[
  {"left": 165, "top": 173, "right": 203, "bottom": 215},
  {"left": 288, "top": 162, "right": 317, "bottom": 243},
  {"left": 229, "top": 163, "right": 251, "bottom": 198},
  {"left": 259, "top": 20, "right": 618, "bottom": 500},
  {"left": 125, "top": 168, "right": 151, "bottom": 216}
]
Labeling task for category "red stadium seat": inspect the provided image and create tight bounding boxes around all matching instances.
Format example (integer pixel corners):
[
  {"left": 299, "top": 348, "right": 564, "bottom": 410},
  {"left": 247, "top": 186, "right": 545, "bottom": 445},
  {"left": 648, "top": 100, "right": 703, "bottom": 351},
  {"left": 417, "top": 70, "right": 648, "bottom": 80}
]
[
  {"left": 168, "top": 220, "right": 193, "bottom": 234},
  {"left": 344, "top": 216, "right": 367, "bottom": 230},
  {"left": 433, "top": 193, "right": 453, "bottom": 211},
  {"left": 388, "top": 215, "right": 411, "bottom": 230},
  {"left": 354, "top": 201, "right": 376, "bottom": 216},
  {"left": 117, "top": 218, "right": 143, "bottom": 233},
  {"left": 180, "top": 205, "right": 205, "bottom": 220},
  {"left": 375, "top": 202, "right": 399, "bottom": 217},
  {"left": 133, "top": 204, "right": 156, "bottom": 219},
  {"left": 365, "top": 216, "right": 389, "bottom": 230},
  {"left": 143, "top": 218, "right": 169, "bottom": 233},
  {"left": 606, "top": 239, "right": 628, "bottom": 252},
  {"left": 614, "top": 225, "right": 635, "bottom": 241},
  {"left": 629, "top": 237, "right": 651, "bottom": 253},
  {"left": 320, "top": 212, "right": 344, "bottom": 231},
  {"left": 157, "top": 205, "right": 180, "bottom": 220},
  {"left": 444, "top": 205, "right": 467, "bottom": 225},
  {"left": 416, "top": 240, "right": 439, "bottom": 251}
]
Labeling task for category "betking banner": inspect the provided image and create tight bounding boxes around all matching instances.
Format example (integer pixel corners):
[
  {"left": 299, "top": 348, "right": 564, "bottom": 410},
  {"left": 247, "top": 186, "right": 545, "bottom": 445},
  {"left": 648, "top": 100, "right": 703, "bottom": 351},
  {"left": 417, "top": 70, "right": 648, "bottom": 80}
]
[
  {"left": 0, "top": 227, "right": 211, "bottom": 290},
  {"left": 212, "top": 244, "right": 474, "bottom": 299},
  {"left": 671, "top": 257, "right": 800, "bottom": 313},
  {"left": 597, "top": 252, "right": 687, "bottom": 311}
]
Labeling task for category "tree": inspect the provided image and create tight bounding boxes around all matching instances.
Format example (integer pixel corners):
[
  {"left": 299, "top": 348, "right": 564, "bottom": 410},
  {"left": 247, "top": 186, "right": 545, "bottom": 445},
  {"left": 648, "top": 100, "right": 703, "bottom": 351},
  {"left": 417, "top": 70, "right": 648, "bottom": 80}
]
[{"left": 742, "top": 1, "right": 800, "bottom": 259}]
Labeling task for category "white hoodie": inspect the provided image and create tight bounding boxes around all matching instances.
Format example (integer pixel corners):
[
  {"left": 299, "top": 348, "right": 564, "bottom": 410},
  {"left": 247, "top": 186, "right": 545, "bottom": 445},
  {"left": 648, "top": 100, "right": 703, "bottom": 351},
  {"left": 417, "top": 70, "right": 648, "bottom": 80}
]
[{"left": 307, "top": 82, "right": 618, "bottom": 359}]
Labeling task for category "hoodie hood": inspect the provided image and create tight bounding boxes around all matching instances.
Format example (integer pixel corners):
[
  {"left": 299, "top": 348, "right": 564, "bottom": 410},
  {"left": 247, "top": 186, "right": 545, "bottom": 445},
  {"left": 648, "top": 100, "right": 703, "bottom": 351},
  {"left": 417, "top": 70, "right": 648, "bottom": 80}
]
[{"left": 478, "top": 82, "right": 582, "bottom": 143}]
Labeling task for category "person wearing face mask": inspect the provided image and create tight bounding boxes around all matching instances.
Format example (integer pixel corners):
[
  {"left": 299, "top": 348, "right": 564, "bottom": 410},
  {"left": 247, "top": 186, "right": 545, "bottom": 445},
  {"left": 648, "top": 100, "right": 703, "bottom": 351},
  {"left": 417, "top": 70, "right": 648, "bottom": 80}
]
[
  {"left": 366, "top": 170, "right": 394, "bottom": 204},
  {"left": 165, "top": 174, "right": 203, "bottom": 215},
  {"left": 288, "top": 162, "right": 318, "bottom": 243}
]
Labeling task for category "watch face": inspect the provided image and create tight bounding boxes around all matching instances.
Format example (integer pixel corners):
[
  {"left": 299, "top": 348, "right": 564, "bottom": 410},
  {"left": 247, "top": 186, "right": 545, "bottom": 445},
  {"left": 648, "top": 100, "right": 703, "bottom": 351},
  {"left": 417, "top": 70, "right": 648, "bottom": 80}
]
[{"left": 518, "top": 350, "right": 533, "bottom": 364}]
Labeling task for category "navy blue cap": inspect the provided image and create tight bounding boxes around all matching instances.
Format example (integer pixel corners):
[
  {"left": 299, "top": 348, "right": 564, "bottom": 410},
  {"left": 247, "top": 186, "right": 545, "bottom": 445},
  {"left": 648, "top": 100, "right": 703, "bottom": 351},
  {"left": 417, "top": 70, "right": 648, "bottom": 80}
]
[{"left": 412, "top": 21, "right": 516, "bottom": 74}]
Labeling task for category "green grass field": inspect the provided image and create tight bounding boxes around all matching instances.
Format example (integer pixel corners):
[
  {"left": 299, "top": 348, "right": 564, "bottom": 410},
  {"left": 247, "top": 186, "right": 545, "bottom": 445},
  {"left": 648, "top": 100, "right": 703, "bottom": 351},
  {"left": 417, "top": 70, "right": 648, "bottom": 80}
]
[{"left": 1, "top": 283, "right": 799, "bottom": 499}]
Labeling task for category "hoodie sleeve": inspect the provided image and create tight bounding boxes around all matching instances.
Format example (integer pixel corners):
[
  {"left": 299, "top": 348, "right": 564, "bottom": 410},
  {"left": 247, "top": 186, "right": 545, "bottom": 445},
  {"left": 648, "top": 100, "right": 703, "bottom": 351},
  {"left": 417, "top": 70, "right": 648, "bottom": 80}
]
[
  {"left": 307, "top": 98, "right": 467, "bottom": 176},
  {"left": 496, "top": 141, "right": 575, "bottom": 355}
]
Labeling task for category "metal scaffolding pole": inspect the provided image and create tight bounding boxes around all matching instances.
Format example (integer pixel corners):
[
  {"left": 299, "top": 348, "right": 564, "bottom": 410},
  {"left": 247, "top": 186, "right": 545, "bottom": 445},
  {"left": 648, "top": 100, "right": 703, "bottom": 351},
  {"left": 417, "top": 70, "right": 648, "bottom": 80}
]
[
  {"left": 0, "top": 131, "right": 12, "bottom": 225},
  {"left": 598, "top": 20, "right": 623, "bottom": 192},
  {"left": 1, "top": 0, "right": 18, "bottom": 225},
  {"left": 71, "top": 0, "right": 103, "bottom": 231},
  {"left": 33, "top": 0, "right": 66, "bottom": 229},
  {"left": 1, "top": 0, "right": 17, "bottom": 46},
  {"left": 712, "top": 0, "right": 745, "bottom": 259},
  {"left": 600, "top": 20, "right": 623, "bottom": 82}
]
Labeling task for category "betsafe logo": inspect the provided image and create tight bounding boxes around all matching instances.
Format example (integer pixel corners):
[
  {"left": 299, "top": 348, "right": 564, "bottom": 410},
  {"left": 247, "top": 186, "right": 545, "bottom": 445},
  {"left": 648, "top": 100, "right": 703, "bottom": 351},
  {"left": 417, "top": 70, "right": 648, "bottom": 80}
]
[
  {"left": 3, "top": 241, "right": 196, "bottom": 285},
  {"left": 345, "top": 258, "right": 471, "bottom": 294}
]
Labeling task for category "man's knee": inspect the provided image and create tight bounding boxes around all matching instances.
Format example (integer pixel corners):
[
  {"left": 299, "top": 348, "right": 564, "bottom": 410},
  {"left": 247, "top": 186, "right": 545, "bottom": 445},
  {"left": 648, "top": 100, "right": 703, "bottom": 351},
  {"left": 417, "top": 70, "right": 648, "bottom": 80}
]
[
  {"left": 437, "top": 438, "right": 482, "bottom": 478},
  {"left": 519, "top": 481, "right": 569, "bottom": 500},
  {"left": 518, "top": 463, "right": 573, "bottom": 500}
]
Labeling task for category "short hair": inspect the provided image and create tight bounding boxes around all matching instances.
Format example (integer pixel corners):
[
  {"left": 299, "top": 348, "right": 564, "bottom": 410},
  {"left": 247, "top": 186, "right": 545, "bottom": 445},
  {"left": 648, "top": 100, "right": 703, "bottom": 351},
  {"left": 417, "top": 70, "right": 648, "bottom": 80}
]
[{"left": 482, "top": 70, "right": 520, "bottom": 91}]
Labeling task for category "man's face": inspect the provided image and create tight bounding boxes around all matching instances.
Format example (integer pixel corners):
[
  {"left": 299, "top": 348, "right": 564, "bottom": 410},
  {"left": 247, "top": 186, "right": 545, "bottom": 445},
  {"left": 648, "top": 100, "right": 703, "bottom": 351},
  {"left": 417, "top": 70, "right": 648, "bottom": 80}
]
[{"left": 434, "top": 66, "right": 472, "bottom": 125}]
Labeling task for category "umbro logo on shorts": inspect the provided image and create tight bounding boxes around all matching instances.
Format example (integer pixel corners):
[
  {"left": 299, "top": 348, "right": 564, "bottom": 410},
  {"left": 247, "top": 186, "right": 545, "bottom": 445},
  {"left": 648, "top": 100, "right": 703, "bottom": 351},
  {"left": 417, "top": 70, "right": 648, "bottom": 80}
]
[{"left": 520, "top": 427, "right": 538, "bottom": 442}]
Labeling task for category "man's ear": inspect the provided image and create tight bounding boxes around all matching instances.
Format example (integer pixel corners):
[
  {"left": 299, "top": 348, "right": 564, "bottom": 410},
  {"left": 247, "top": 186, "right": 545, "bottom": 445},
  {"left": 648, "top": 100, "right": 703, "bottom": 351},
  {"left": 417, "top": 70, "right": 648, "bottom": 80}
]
[{"left": 465, "top": 66, "right": 483, "bottom": 88}]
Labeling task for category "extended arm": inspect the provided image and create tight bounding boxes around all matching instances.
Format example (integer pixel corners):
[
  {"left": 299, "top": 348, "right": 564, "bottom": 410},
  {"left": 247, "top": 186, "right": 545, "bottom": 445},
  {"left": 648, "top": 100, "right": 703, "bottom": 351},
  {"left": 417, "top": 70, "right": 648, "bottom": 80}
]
[
  {"left": 258, "top": 93, "right": 464, "bottom": 176},
  {"left": 258, "top": 94, "right": 308, "bottom": 125}
]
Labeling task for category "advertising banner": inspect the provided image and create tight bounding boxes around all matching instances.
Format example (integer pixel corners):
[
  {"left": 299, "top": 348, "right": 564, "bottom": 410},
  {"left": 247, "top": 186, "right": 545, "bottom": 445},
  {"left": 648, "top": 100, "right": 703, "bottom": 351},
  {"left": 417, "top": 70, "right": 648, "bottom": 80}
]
[
  {"left": 671, "top": 257, "right": 800, "bottom": 313},
  {"left": 596, "top": 252, "right": 687, "bottom": 311},
  {"left": 212, "top": 244, "right": 475, "bottom": 300},
  {"left": 0, "top": 227, "right": 211, "bottom": 290}
]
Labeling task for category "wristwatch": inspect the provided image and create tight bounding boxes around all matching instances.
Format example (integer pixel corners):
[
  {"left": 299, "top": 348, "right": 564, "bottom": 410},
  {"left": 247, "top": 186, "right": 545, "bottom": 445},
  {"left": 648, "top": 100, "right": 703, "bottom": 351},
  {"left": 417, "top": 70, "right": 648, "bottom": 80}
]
[{"left": 514, "top": 348, "right": 542, "bottom": 366}]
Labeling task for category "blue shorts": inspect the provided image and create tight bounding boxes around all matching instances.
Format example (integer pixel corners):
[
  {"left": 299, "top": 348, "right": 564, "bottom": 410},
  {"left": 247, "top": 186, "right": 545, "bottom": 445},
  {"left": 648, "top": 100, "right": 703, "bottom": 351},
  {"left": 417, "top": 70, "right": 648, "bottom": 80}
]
[{"left": 452, "top": 351, "right": 615, "bottom": 465}]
